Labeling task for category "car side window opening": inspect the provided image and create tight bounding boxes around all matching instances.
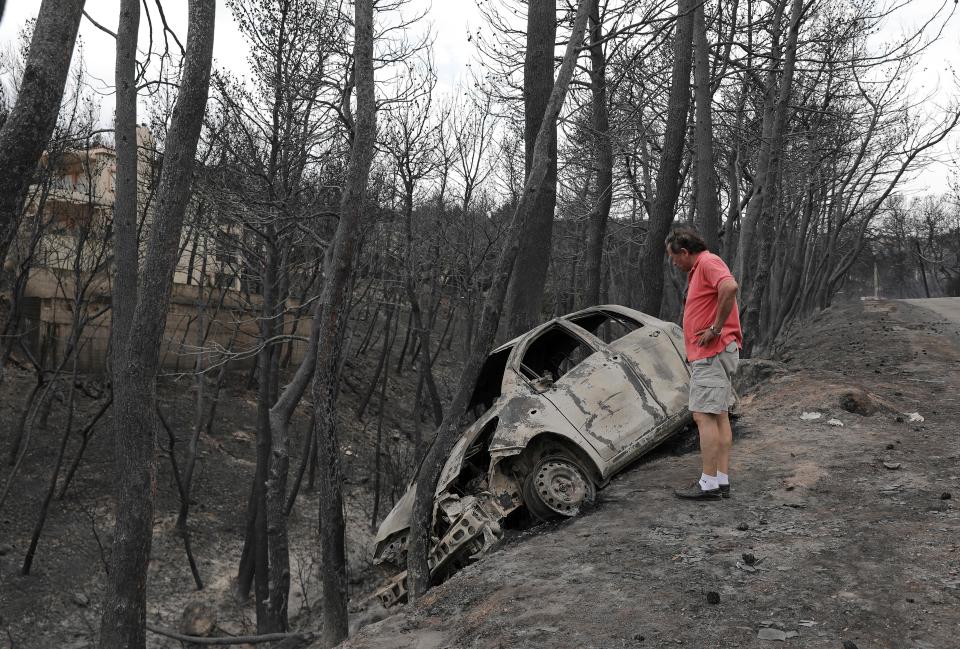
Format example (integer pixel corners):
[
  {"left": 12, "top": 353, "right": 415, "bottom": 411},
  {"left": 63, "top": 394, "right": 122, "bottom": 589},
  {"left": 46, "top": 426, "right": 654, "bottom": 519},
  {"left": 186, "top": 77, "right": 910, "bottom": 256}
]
[
  {"left": 569, "top": 311, "right": 642, "bottom": 345},
  {"left": 520, "top": 326, "right": 596, "bottom": 383},
  {"left": 467, "top": 346, "right": 512, "bottom": 418}
]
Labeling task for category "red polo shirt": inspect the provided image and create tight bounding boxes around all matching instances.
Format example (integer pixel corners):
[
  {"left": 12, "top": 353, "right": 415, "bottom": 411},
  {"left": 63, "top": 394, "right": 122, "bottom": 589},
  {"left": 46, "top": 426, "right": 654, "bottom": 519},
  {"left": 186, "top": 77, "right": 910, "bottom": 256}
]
[{"left": 683, "top": 251, "right": 742, "bottom": 361}]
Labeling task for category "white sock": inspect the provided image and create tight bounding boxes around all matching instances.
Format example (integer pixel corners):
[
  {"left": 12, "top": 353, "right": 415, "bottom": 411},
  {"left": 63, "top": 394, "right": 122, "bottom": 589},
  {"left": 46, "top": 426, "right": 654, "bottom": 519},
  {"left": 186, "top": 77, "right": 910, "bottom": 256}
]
[
  {"left": 716, "top": 471, "right": 730, "bottom": 486},
  {"left": 699, "top": 472, "right": 719, "bottom": 491}
]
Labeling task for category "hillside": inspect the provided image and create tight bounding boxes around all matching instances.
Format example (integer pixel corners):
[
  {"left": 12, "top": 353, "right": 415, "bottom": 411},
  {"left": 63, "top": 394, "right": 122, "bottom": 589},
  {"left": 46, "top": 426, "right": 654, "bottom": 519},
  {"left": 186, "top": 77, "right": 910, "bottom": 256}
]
[
  {"left": 341, "top": 299, "right": 960, "bottom": 649},
  {"left": 2, "top": 298, "right": 957, "bottom": 648},
  {"left": 0, "top": 310, "right": 461, "bottom": 649}
]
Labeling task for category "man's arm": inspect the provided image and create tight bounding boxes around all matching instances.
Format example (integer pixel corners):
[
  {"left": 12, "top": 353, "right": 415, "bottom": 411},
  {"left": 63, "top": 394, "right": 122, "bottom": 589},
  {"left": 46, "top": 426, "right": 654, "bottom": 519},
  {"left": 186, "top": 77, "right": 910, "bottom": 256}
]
[
  {"left": 696, "top": 277, "right": 738, "bottom": 346},
  {"left": 711, "top": 278, "right": 739, "bottom": 333}
]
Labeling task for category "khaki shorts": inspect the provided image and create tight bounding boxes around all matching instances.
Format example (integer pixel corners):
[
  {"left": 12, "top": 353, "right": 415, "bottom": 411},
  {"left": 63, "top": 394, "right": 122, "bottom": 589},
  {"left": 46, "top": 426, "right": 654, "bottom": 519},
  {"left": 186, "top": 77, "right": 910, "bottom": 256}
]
[{"left": 688, "top": 341, "right": 739, "bottom": 414}]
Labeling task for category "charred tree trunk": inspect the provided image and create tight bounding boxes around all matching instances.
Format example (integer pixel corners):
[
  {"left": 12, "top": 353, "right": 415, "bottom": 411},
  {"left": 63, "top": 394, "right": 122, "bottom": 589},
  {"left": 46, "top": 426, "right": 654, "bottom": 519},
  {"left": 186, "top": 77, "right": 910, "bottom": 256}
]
[
  {"left": 721, "top": 79, "right": 748, "bottom": 263},
  {"left": 408, "top": 0, "right": 593, "bottom": 600},
  {"left": 401, "top": 185, "right": 444, "bottom": 427},
  {"left": 395, "top": 309, "right": 413, "bottom": 375},
  {"left": 502, "top": 0, "right": 558, "bottom": 337},
  {"left": 99, "top": 2, "right": 215, "bottom": 648},
  {"left": 253, "top": 238, "right": 280, "bottom": 632},
  {"left": 742, "top": 0, "right": 804, "bottom": 356},
  {"left": 285, "top": 409, "right": 316, "bottom": 515},
  {"left": 169, "top": 274, "right": 210, "bottom": 590},
  {"left": 156, "top": 406, "right": 204, "bottom": 589},
  {"left": 915, "top": 239, "right": 931, "bottom": 298},
  {"left": 692, "top": 0, "right": 720, "bottom": 252},
  {"left": 583, "top": 0, "right": 613, "bottom": 307},
  {"left": 58, "top": 394, "right": 113, "bottom": 498},
  {"left": 312, "top": 1, "right": 377, "bottom": 645},
  {"left": 635, "top": 0, "right": 694, "bottom": 315},
  {"left": 7, "top": 380, "right": 43, "bottom": 466},
  {"left": 22, "top": 353, "right": 80, "bottom": 575},
  {"left": 356, "top": 303, "right": 396, "bottom": 421},
  {"left": 734, "top": 0, "right": 788, "bottom": 286},
  {"left": 99, "top": 0, "right": 144, "bottom": 641},
  {"left": 235, "top": 477, "right": 258, "bottom": 600},
  {"left": 371, "top": 303, "right": 395, "bottom": 530},
  {"left": 0, "top": 0, "right": 85, "bottom": 267},
  {"left": 411, "top": 367, "right": 425, "bottom": 460},
  {"left": 203, "top": 323, "right": 240, "bottom": 438}
]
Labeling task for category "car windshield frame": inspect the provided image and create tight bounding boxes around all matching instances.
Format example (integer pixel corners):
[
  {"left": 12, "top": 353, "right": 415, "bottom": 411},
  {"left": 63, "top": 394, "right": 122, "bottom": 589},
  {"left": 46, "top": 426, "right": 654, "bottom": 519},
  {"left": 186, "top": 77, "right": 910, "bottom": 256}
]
[
  {"left": 509, "top": 319, "right": 609, "bottom": 386},
  {"left": 565, "top": 309, "right": 644, "bottom": 345}
]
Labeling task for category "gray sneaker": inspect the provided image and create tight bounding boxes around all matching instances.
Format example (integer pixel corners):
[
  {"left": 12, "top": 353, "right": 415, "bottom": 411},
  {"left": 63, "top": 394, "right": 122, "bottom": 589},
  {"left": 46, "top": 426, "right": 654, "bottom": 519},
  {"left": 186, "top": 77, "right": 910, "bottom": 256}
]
[
  {"left": 674, "top": 484, "right": 722, "bottom": 500},
  {"left": 719, "top": 484, "right": 731, "bottom": 498}
]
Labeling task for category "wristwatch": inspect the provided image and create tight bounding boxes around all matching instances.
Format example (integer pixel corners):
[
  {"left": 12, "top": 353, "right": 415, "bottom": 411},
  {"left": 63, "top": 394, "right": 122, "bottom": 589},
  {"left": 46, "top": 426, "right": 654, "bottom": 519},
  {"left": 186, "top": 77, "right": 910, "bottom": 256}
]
[{"left": 708, "top": 325, "right": 721, "bottom": 336}]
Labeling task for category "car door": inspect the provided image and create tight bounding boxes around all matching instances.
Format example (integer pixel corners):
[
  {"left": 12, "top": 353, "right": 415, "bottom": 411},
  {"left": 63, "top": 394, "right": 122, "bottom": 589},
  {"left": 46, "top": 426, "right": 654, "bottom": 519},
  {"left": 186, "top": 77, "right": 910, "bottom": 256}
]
[
  {"left": 516, "top": 322, "right": 665, "bottom": 462},
  {"left": 608, "top": 325, "right": 689, "bottom": 416}
]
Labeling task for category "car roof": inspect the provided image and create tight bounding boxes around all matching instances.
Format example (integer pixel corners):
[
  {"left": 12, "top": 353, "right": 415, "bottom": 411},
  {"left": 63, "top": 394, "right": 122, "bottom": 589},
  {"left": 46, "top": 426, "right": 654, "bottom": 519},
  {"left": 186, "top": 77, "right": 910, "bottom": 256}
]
[{"left": 489, "top": 305, "right": 664, "bottom": 356}]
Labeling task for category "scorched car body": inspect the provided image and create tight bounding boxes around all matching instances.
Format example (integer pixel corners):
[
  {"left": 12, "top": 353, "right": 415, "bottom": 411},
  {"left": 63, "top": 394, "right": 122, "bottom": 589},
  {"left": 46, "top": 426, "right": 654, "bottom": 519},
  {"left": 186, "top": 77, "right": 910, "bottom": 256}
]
[{"left": 372, "top": 305, "right": 693, "bottom": 606}]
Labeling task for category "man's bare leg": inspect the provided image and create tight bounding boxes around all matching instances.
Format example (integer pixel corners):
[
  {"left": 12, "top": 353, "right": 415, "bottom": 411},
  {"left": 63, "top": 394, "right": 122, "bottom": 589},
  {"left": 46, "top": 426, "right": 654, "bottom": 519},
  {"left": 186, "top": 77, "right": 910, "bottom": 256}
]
[
  {"left": 675, "top": 412, "right": 723, "bottom": 499},
  {"left": 693, "top": 411, "right": 720, "bottom": 476},
  {"left": 716, "top": 410, "right": 733, "bottom": 476}
]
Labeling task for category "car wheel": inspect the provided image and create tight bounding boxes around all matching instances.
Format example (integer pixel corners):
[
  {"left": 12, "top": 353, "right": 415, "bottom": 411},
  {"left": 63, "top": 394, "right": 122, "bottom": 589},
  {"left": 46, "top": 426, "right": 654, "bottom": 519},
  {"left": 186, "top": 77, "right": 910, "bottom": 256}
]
[{"left": 523, "top": 453, "right": 596, "bottom": 520}]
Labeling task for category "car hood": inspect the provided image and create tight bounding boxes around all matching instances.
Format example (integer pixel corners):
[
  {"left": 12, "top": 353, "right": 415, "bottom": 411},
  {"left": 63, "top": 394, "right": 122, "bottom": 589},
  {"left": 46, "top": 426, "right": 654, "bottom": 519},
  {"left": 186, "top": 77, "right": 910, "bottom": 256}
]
[
  {"left": 374, "top": 407, "right": 500, "bottom": 546},
  {"left": 374, "top": 479, "right": 417, "bottom": 545}
]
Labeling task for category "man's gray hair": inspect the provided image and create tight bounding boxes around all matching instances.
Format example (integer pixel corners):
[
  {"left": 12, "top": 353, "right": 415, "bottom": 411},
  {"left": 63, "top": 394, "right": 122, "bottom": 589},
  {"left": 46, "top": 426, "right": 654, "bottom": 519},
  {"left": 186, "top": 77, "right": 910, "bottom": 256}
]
[{"left": 665, "top": 226, "right": 708, "bottom": 254}]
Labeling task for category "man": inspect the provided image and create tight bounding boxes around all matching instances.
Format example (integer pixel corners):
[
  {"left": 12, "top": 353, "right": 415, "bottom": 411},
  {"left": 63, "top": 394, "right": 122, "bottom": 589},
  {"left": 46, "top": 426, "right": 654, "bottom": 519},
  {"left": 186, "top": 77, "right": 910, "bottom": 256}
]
[{"left": 665, "top": 226, "right": 742, "bottom": 500}]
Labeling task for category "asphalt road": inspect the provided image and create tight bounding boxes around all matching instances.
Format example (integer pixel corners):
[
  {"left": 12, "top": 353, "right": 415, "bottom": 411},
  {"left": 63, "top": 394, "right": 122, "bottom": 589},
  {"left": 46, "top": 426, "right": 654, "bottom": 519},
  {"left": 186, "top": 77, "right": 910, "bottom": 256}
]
[{"left": 899, "top": 297, "right": 960, "bottom": 323}]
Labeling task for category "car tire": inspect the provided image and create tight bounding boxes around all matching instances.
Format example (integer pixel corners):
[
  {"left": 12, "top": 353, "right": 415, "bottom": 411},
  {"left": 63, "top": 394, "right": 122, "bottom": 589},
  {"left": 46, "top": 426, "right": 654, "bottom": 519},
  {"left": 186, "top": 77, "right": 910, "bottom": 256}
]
[{"left": 522, "top": 452, "right": 596, "bottom": 521}]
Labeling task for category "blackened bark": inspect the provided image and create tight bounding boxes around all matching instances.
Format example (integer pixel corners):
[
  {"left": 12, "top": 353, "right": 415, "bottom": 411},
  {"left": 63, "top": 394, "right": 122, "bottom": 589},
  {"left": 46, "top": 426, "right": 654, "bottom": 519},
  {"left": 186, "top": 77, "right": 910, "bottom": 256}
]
[
  {"left": 401, "top": 187, "right": 443, "bottom": 427},
  {"left": 312, "top": 1, "right": 376, "bottom": 645},
  {"left": 721, "top": 76, "right": 749, "bottom": 262},
  {"left": 408, "top": 0, "right": 594, "bottom": 600},
  {"left": 204, "top": 323, "right": 240, "bottom": 438},
  {"left": 734, "top": 0, "right": 788, "bottom": 285},
  {"left": 273, "top": 303, "right": 323, "bottom": 507},
  {"left": 170, "top": 277, "right": 209, "bottom": 591},
  {"left": 636, "top": 0, "right": 694, "bottom": 316},
  {"left": 99, "top": 0, "right": 143, "bottom": 643},
  {"left": 99, "top": 2, "right": 216, "bottom": 648},
  {"left": 411, "top": 367, "right": 425, "bottom": 460},
  {"left": 58, "top": 395, "right": 112, "bottom": 498},
  {"left": 371, "top": 304, "right": 395, "bottom": 529},
  {"left": 583, "top": 0, "right": 613, "bottom": 306},
  {"left": 767, "top": 181, "right": 816, "bottom": 341},
  {"left": 235, "top": 477, "right": 258, "bottom": 600},
  {"left": 916, "top": 239, "right": 931, "bottom": 298},
  {"left": 417, "top": 309, "right": 444, "bottom": 426},
  {"left": 285, "top": 410, "right": 316, "bottom": 515},
  {"left": 742, "top": 0, "right": 803, "bottom": 355},
  {"left": 503, "top": 0, "right": 557, "bottom": 337},
  {"left": 22, "top": 357, "right": 80, "bottom": 575},
  {"left": 395, "top": 309, "right": 413, "bottom": 374},
  {"left": 7, "top": 380, "right": 42, "bottom": 466},
  {"left": 156, "top": 406, "right": 203, "bottom": 589},
  {"left": 692, "top": 0, "right": 720, "bottom": 252},
  {"left": 0, "top": 0, "right": 85, "bottom": 267},
  {"left": 254, "top": 242, "right": 280, "bottom": 632},
  {"left": 307, "top": 410, "right": 319, "bottom": 490},
  {"left": 356, "top": 306, "right": 395, "bottom": 420}
]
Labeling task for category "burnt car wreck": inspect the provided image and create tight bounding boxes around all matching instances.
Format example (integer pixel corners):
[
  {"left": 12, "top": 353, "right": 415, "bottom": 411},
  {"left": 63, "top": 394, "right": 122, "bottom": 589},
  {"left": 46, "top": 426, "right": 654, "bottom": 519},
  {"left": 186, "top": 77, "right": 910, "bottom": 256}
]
[{"left": 372, "top": 305, "right": 692, "bottom": 606}]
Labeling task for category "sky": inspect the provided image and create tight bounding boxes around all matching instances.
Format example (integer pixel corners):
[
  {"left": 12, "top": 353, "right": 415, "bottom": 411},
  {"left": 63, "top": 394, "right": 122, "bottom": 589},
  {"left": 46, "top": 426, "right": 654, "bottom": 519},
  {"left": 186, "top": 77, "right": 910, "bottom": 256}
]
[
  {"left": 0, "top": 0, "right": 957, "bottom": 194},
  {"left": 0, "top": 1, "right": 483, "bottom": 97}
]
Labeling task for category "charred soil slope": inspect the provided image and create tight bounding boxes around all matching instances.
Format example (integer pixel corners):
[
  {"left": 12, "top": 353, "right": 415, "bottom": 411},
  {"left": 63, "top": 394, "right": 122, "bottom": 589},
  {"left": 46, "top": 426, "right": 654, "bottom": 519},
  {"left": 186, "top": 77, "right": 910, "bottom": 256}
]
[
  {"left": 0, "top": 314, "right": 459, "bottom": 648},
  {"left": 344, "top": 299, "right": 960, "bottom": 649}
]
